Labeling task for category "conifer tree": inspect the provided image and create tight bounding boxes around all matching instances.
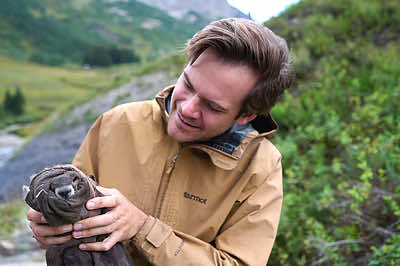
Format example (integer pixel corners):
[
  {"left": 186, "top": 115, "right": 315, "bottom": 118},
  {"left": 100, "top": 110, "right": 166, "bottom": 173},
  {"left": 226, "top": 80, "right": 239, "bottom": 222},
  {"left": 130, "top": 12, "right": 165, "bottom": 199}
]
[
  {"left": 14, "top": 86, "right": 25, "bottom": 115},
  {"left": 3, "top": 87, "right": 25, "bottom": 115},
  {"left": 4, "top": 89, "right": 13, "bottom": 113}
]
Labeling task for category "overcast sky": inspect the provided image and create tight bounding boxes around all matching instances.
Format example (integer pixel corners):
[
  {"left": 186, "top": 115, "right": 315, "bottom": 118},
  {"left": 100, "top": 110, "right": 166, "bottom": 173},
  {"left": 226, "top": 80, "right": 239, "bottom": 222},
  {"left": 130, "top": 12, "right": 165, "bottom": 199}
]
[{"left": 227, "top": 0, "right": 301, "bottom": 23}]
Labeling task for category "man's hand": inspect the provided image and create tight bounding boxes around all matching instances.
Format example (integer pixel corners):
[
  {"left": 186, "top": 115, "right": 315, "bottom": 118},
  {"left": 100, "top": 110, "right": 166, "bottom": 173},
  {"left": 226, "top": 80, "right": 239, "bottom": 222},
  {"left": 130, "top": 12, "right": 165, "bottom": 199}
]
[
  {"left": 27, "top": 208, "right": 73, "bottom": 249},
  {"left": 72, "top": 186, "right": 148, "bottom": 251}
]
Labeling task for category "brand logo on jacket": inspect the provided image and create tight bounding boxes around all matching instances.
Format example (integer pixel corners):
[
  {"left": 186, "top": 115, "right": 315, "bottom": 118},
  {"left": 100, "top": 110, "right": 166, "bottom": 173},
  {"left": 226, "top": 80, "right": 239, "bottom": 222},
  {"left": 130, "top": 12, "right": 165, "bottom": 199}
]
[{"left": 184, "top": 192, "right": 207, "bottom": 204}]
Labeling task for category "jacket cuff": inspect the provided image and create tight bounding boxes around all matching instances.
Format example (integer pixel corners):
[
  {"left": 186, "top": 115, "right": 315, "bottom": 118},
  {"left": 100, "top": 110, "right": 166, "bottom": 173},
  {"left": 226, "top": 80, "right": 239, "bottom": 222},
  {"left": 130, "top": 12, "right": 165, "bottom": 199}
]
[
  {"left": 130, "top": 216, "right": 174, "bottom": 257},
  {"left": 130, "top": 215, "right": 156, "bottom": 246}
]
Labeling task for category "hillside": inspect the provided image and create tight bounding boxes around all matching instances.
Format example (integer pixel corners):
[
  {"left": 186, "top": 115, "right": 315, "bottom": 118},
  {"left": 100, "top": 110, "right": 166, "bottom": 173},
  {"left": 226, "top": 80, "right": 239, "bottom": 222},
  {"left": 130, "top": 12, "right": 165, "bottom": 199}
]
[
  {"left": 0, "top": 0, "right": 197, "bottom": 65},
  {"left": 265, "top": 0, "right": 400, "bottom": 264}
]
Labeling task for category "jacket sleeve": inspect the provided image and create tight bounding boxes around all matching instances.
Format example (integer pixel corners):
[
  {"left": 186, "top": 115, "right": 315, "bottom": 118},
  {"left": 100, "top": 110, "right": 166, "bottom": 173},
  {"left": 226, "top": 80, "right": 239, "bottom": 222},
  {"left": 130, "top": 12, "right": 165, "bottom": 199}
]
[{"left": 129, "top": 158, "right": 283, "bottom": 266}]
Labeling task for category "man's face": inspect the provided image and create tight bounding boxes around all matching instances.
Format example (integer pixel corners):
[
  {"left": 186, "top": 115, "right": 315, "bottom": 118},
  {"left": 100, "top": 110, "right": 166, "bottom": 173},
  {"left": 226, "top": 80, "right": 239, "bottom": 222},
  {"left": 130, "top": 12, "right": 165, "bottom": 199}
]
[{"left": 167, "top": 48, "right": 258, "bottom": 143}]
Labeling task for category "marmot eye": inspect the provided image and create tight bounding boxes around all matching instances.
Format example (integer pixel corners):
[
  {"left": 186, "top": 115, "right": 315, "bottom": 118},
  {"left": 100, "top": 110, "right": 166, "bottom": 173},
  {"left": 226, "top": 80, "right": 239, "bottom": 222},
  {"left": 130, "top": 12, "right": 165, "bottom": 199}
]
[{"left": 72, "top": 176, "right": 79, "bottom": 188}]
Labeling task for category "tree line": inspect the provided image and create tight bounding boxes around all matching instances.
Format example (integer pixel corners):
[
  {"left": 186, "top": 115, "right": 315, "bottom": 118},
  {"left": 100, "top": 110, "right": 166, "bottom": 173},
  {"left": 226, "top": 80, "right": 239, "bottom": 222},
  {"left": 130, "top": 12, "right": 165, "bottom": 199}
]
[{"left": 82, "top": 46, "right": 140, "bottom": 67}]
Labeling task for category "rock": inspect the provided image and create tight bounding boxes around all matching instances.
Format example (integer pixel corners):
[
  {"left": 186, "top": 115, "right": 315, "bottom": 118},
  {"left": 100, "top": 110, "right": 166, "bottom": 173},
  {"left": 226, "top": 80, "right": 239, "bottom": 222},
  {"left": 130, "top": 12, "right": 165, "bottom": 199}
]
[{"left": 0, "top": 240, "right": 16, "bottom": 256}]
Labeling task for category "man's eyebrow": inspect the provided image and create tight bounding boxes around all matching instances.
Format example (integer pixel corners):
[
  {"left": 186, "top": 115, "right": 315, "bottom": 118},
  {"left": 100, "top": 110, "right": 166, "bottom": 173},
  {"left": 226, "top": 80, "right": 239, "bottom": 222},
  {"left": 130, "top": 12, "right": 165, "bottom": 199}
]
[
  {"left": 183, "top": 71, "right": 194, "bottom": 89},
  {"left": 183, "top": 71, "right": 227, "bottom": 112}
]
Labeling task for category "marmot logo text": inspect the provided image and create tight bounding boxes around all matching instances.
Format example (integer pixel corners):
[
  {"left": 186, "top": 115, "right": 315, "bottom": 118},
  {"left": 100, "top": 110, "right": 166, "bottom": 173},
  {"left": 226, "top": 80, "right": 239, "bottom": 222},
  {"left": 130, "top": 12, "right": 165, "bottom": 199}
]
[{"left": 184, "top": 192, "right": 207, "bottom": 204}]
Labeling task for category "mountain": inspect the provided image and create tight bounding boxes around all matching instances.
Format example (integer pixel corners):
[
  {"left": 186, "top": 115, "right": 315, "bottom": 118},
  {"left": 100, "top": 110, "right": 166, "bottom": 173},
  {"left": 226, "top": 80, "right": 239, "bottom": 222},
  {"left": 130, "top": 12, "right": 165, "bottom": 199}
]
[
  {"left": 136, "top": 0, "right": 249, "bottom": 25},
  {"left": 263, "top": 0, "right": 400, "bottom": 265},
  {"left": 0, "top": 0, "right": 198, "bottom": 65}
]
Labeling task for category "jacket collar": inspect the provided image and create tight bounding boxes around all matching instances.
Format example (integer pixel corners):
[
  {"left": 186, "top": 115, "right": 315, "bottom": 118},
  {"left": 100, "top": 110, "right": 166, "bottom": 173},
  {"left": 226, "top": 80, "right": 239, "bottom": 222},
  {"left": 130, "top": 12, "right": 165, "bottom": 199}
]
[{"left": 155, "top": 86, "right": 278, "bottom": 170}]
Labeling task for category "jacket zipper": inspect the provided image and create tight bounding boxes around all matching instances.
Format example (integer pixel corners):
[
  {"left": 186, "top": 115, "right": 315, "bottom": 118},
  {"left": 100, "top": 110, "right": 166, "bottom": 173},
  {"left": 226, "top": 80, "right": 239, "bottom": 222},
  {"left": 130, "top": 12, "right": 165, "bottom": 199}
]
[{"left": 155, "top": 152, "right": 178, "bottom": 219}]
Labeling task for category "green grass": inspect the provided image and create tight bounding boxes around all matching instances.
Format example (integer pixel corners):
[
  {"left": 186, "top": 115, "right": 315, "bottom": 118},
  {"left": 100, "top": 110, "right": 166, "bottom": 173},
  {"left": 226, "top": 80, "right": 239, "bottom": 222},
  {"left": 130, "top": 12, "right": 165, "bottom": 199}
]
[
  {"left": 0, "top": 56, "right": 136, "bottom": 135},
  {"left": 0, "top": 200, "right": 28, "bottom": 239},
  {"left": 133, "top": 52, "right": 186, "bottom": 78}
]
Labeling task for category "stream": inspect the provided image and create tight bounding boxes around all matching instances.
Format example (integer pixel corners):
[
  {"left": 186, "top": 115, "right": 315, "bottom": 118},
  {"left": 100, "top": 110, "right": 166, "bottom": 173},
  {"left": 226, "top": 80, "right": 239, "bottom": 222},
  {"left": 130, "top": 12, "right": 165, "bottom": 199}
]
[{"left": 0, "top": 125, "right": 25, "bottom": 169}]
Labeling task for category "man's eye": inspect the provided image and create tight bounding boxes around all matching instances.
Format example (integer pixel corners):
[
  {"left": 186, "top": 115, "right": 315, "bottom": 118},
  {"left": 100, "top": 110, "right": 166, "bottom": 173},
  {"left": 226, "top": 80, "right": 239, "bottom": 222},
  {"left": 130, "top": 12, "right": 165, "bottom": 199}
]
[
  {"left": 207, "top": 103, "right": 222, "bottom": 113},
  {"left": 184, "top": 82, "right": 192, "bottom": 90}
]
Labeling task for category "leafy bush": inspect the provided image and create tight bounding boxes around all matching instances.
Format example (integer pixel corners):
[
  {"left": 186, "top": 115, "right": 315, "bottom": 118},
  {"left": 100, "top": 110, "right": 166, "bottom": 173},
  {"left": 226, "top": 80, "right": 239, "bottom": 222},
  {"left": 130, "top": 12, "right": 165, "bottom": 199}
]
[
  {"left": 266, "top": 0, "right": 400, "bottom": 264},
  {"left": 369, "top": 235, "right": 400, "bottom": 266}
]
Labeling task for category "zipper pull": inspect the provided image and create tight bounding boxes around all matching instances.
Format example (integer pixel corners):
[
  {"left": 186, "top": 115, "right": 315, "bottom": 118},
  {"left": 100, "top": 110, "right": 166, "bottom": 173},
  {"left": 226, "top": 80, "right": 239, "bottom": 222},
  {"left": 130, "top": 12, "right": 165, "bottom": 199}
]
[{"left": 165, "top": 153, "right": 179, "bottom": 175}]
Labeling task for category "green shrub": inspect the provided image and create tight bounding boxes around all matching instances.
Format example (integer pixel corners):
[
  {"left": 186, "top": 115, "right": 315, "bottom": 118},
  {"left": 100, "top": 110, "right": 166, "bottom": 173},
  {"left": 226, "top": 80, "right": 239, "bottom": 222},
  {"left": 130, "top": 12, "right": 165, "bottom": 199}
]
[{"left": 267, "top": 0, "right": 400, "bottom": 264}]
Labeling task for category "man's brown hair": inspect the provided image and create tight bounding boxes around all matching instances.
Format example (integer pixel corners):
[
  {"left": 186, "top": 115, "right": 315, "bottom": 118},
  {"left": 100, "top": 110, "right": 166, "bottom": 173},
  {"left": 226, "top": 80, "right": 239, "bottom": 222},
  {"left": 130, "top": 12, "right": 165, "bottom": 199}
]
[{"left": 186, "top": 18, "right": 293, "bottom": 115}]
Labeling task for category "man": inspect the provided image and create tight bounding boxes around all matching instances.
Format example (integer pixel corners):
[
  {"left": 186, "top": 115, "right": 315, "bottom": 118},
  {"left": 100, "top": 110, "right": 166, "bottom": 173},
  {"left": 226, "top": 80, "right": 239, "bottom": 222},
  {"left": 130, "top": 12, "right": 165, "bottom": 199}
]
[{"left": 28, "top": 18, "right": 293, "bottom": 265}]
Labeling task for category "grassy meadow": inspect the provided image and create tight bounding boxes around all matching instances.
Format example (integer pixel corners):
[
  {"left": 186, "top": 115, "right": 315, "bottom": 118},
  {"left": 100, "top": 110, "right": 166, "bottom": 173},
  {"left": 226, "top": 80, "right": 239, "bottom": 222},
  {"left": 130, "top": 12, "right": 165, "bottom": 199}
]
[{"left": 0, "top": 56, "right": 136, "bottom": 136}]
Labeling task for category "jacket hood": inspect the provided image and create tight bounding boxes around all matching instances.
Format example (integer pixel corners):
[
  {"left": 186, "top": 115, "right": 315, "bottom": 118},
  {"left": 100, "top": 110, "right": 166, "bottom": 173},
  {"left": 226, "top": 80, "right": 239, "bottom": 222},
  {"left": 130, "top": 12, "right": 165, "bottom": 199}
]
[{"left": 155, "top": 86, "right": 278, "bottom": 170}]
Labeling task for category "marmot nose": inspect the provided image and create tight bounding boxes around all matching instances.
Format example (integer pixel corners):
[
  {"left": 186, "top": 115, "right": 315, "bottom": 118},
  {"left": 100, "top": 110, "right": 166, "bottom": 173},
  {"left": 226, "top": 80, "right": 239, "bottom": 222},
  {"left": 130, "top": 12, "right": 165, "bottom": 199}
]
[{"left": 55, "top": 185, "right": 75, "bottom": 200}]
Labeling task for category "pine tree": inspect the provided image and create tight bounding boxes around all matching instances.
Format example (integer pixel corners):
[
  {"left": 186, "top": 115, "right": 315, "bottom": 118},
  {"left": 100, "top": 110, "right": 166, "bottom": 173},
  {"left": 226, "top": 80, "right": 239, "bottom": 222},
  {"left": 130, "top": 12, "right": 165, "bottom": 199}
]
[
  {"left": 13, "top": 86, "right": 25, "bottom": 115},
  {"left": 4, "top": 89, "right": 13, "bottom": 113},
  {"left": 3, "top": 87, "right": 25, "bottom": 115}
]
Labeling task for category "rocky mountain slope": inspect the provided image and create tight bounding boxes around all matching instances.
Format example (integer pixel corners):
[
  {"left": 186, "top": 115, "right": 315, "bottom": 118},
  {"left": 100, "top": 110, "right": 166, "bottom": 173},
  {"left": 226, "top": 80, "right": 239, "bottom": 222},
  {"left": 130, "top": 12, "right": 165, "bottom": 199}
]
[{"left": 136, "top": 0, "right": 248, "bottom": 21}]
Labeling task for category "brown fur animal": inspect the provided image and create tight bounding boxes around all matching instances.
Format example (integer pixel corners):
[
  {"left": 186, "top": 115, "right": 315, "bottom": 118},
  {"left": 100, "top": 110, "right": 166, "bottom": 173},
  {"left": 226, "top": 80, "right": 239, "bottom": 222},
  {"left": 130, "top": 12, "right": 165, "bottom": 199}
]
[{"left": 25, "top": 164, "right": 134, "bottom": 266}]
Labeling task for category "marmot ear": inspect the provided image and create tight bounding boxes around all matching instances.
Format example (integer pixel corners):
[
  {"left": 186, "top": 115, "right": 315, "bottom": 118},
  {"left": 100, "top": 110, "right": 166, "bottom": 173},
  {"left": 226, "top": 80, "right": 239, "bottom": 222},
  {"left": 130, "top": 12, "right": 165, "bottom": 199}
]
[{"left": 24, "top": 185, "right": 40, "bottom": 212}]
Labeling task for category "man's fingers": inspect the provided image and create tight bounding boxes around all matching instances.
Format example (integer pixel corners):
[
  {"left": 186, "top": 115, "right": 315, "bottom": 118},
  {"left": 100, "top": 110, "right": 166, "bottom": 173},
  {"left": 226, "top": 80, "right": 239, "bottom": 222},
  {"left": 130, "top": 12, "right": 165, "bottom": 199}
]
[
  {"left": 74, "top": 215, "right": 112, "bottom": 231},
  {"left": 73, "top": 212, "right": 115, "bottom": 231},
  {"left": 95, "top": 186, "right": 117, "bottom": 196},
  {"left": 86, "top": 195, "right": 117, "bottom": 210},
  {"left": 27, "top": 208, "right": 47, "bottom": 223},
  {"left": 36, "top": 234, "right": 72, "bottom": 248},
  {"left": 73, "top": 223, "right": 115, "bottom": 239},
  {"left": 79, "top": 232, "right": 120, "bottom": 251},
  {"left": 32, "top": 222, "right": 72, "bottom": 237}
]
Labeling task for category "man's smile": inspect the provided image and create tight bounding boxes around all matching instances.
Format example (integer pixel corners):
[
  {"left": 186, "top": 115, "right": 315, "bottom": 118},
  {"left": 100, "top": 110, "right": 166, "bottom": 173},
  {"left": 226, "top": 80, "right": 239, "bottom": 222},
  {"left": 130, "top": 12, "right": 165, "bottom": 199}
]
[{"left": 177, "top": 109, "right": 201, "bottom": 129}]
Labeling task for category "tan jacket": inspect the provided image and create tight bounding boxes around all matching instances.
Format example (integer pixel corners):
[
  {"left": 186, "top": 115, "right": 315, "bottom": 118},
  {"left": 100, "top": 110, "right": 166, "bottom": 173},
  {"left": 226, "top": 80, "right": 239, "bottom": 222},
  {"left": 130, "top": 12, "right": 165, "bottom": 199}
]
[{"left": 72, "top": 86, "right": 283, "bottom": 266}]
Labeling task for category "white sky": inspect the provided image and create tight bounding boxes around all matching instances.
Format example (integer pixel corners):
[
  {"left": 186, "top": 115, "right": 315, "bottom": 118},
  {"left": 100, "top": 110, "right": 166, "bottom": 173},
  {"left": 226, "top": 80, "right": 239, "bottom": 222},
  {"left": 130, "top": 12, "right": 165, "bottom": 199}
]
[{"left": 227, "top": 0, "right": 301, "bottom": 23}]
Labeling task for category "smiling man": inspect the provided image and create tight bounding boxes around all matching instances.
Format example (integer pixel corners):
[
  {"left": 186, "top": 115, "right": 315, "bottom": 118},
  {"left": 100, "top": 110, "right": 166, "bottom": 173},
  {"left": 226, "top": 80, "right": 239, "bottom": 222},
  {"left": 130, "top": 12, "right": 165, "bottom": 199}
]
[
  {"left": 28, "top": 18, "right": 293, "bottom": 265},
  {"left": 167, "top": 48, "right": 258, "bottom": 143}
]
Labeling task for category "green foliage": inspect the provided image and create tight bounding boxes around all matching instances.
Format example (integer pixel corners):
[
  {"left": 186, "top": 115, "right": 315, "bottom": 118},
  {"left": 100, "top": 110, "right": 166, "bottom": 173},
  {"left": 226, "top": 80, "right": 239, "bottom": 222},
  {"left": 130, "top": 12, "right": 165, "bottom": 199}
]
[
  {"left": 368, "top": 235, "right": 400, "bottom": 265},
  {"left": 83, "top": 46, "right": 113, "bottom": 67},
  {"left": 83, "top": 46, "right": 140, "bottom": 67},
  {"left": 265, "top": 0, "right": 400, "bottom": 264}
]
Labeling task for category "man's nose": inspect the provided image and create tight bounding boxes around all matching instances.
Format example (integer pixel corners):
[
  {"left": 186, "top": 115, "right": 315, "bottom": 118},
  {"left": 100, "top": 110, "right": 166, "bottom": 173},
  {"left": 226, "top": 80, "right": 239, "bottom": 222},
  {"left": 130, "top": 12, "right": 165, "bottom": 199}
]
[{"left": 181, "top": 94, "right": 201, "bottom": 119}]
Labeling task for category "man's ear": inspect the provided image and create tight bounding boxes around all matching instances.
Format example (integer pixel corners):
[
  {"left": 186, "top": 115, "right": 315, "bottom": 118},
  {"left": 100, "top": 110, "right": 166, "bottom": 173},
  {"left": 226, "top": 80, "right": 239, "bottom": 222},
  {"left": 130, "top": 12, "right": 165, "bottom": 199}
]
[{"left": 235, "top": 113, "right": 257, "bottom": 125}]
